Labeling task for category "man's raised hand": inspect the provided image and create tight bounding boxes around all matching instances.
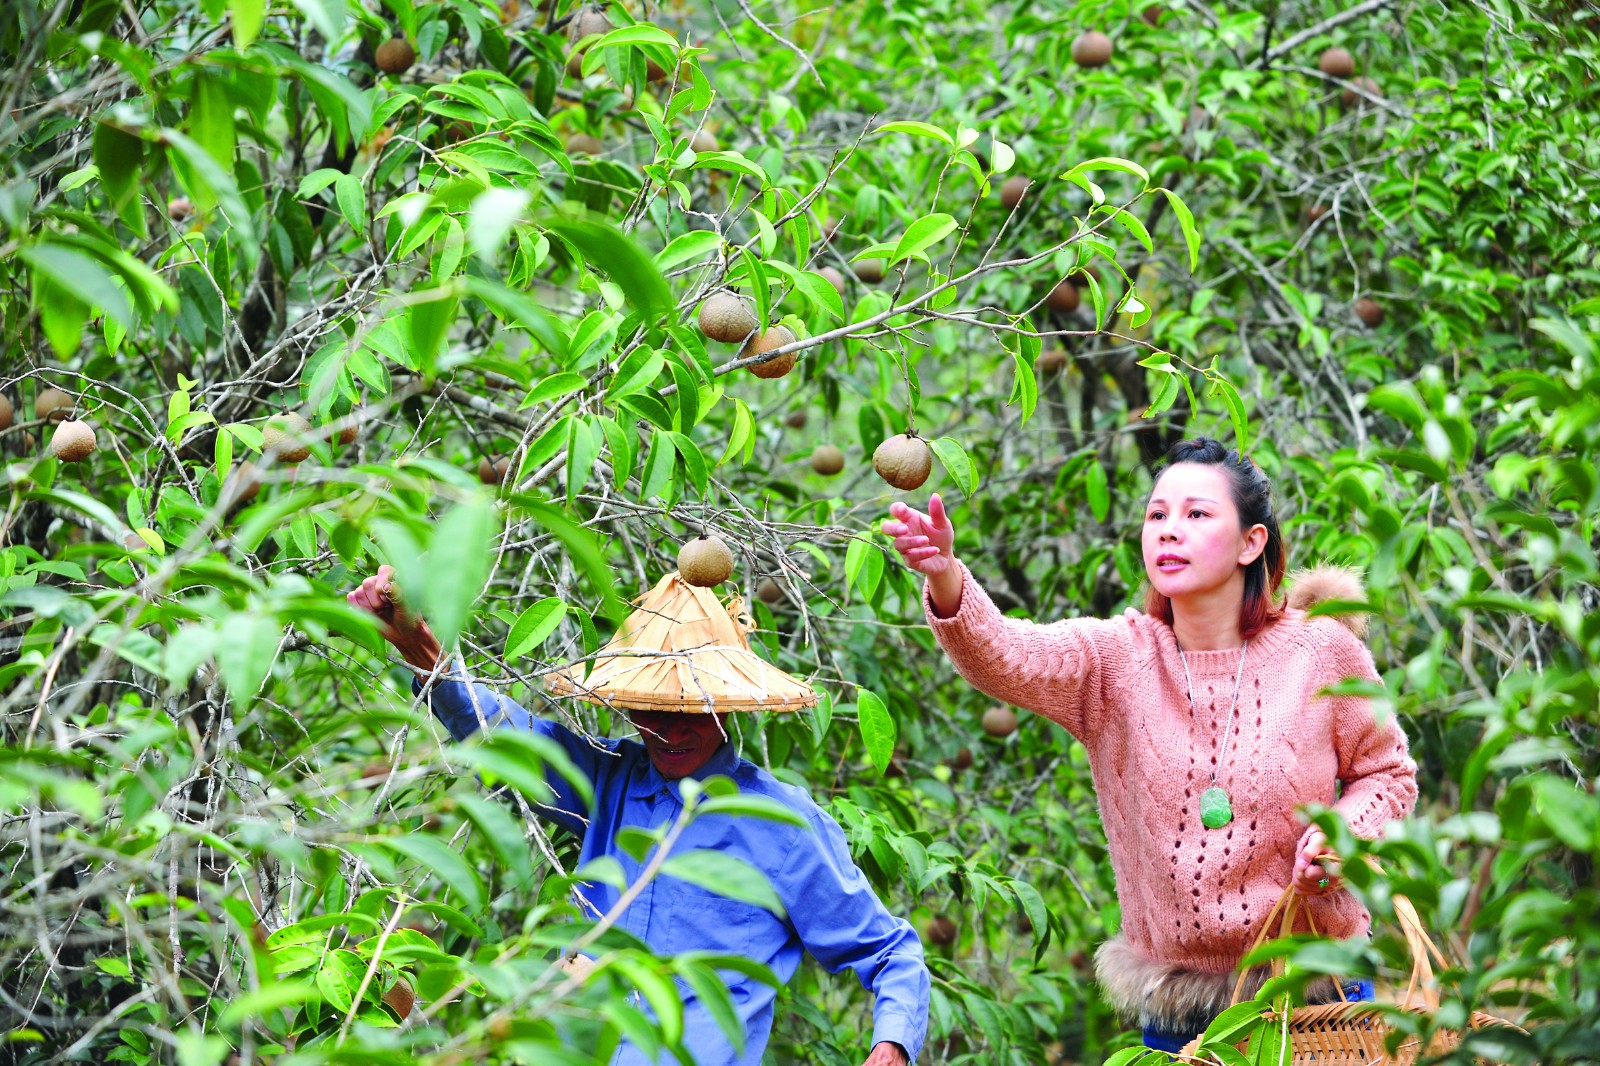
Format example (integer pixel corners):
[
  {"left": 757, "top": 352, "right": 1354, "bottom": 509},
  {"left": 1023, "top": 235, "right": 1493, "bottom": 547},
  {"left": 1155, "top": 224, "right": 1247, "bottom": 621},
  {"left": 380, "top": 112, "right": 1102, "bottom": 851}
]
[
  {"left": 883, "top": 493, "right": 956, "bottom": 577},
  {"left": 347, "top": 565, "right": 442, "bottom": 672}
]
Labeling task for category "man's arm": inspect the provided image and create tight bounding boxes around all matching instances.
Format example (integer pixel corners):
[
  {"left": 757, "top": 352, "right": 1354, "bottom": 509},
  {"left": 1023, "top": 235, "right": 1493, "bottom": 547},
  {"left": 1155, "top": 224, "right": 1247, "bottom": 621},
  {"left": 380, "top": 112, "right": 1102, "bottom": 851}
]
[
  {"left": 773, "top": 808, "right": 929, "bottom": 1065},
  {"left": 347, "top": 566, "right": 602, "bottom": 835}
]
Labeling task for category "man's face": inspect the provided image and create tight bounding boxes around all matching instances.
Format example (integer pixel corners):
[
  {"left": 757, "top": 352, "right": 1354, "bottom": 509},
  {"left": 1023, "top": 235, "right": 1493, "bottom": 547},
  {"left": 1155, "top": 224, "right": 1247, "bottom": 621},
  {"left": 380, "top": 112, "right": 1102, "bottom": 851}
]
[{"left": 629, "top": 710, "right": 731, "bottom": 779}]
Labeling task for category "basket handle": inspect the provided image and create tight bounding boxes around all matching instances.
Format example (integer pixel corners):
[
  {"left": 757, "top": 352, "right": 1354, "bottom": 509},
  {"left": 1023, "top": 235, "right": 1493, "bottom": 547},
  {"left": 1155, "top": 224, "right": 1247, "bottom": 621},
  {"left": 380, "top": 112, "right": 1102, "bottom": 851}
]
[{"left": 1228, "top": 857, "right": 1453, "bottom": 1012}]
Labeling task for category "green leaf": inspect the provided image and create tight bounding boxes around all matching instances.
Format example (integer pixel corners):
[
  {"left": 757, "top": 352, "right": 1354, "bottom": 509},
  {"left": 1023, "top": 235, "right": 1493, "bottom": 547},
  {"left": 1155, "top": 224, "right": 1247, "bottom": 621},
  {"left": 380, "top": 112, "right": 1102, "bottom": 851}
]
[
  {"left": 216, "top": 612, "right": 282, "bottom": 703},
  {"left": 891, "top": 213, "right": 958, "bottom": 265},
  {"left": 1085, "top": 460, "right": 1109, "bottom": 523},
  {"left": 453, "top": 792, "right": 537, "bottom": 887},
  {"left": 695, "top": 794, "right": 809, "bottom": 828},
  {"left": 1010, "top": 348, "right": 1037, "bottom": 424},
  {"left": 1110, "top": 206, "right": 1154, "bottom": 254},
  {"left": 523, "top": 371, "right": 587, "bottom": 407},
  {"left": 92, "top": 122, "right": 144, "bottom": 208},
  {"left": 546, "top": 216, "right": 673, "bottom": 326},
  {"left": 189, "top": 71, "right": 236, "bottom": 168},
  {"left": 505, "top": 597, "right": 566, "bottom": 659},
  {"left": 593, "top": 24, "right": 679, "bottom": 48},
  {"left": 1144, "top": 368, "right": 1182, "bottom": 418},
  {"left": 19, "top": 243, "right": 133, "bottom": 327},
  {"left": 1210, "top": 376, "right": 1250, "bottom": 452},
  {"left": 162, "top": 128, "right": 259, "bottom": 262},
  {"left": 661, "top": 850, "right": 786, "bottom": 916},
  {"left": 334, "top": 173, "right": 366, "bottom": 237},
  {"left": 675, "top": 959, "right": 746, "bottom": 1055},
  {"left": 405, "top": 286, "right": 460, "bottom": 369},
  {"left": 218, "top": 982, "right": 318, "bottom": 1028},
  {"left": 504, "top": 498, "right": 624, "bottom": 625},
  {"left": 655, "top": 230, "right": 722, "bottom": 270},
  {"left": 468, "top": 187, "right": 530, "bottom": 259},
  {"left": 928, "top": 437, "right": 977, "bottom": 496},
  {"left": 1062, "top": 156, "right": 1151, "bottom": 188},
  {"left": 230, "top": 0, "right": 266, "bottom": 48},
  {"left": 873, "top": 120, "right": 954, "bottom": 146},
  {"left": 423, "top": 497, "right": 496, "bottom": 648},
  {"left": 1162, "top": 188, "right": 1201, "bottom": 272},
  {"left": 385, "top": 835, "right": 487, "bottom": 915},
  {"left": 857, "top": 688, "right": 896, "bottom": 775},
  {"left": 288, "top": 0, "right": 345, "bottom": 42},
  {"left": 667, "top": 431, "right": 708, "bottom": 495}
]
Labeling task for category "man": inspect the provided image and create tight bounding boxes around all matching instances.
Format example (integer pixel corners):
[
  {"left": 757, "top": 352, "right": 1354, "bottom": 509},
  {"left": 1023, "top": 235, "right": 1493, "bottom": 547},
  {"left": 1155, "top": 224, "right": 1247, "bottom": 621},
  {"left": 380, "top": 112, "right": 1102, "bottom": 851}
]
[{"left": 348, "top": 566, "right": 928, "bottom": 1066}]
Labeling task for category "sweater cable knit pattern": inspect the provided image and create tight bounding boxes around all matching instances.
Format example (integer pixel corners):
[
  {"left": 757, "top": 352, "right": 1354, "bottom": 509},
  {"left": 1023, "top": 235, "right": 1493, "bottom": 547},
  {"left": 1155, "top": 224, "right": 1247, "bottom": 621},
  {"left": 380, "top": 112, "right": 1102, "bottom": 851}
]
[{"left": 924, "top": 561, "right": 1418, "bottom": 974}]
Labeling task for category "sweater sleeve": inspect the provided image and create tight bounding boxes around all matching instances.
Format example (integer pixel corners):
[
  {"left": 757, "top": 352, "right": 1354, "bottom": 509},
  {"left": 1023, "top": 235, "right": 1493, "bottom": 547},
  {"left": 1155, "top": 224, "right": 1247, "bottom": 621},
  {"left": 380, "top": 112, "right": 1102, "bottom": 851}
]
[
  {"left": 920, "top": 559, "right": 1135, "bottom": 741},
  {"left": 1319, "top": 628, "right": 1419, "bottom": 840}
]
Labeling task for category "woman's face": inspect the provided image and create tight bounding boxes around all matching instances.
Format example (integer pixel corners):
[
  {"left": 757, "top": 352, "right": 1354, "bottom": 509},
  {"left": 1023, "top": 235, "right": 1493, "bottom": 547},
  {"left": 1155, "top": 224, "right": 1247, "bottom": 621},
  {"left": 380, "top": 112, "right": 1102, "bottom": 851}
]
[{"left": 1141, "top": 463, "right": 1265, "bottom": 604}]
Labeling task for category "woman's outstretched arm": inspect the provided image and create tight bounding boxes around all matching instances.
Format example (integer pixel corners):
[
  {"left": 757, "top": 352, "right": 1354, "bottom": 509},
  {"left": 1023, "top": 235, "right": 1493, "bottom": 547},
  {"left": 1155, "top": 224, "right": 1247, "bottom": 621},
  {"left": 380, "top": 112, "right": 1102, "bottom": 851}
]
[{"left": 883, "top": 494, "right": 1138, "bottom": 740}]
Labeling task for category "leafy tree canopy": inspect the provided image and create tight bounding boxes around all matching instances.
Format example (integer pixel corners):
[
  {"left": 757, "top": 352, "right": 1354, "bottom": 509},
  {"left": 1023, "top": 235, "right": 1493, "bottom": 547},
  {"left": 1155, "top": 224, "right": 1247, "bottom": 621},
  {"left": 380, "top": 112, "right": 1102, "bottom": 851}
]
[{"left": 0, "top": 0, "right": 1596, "bottom": 1062}]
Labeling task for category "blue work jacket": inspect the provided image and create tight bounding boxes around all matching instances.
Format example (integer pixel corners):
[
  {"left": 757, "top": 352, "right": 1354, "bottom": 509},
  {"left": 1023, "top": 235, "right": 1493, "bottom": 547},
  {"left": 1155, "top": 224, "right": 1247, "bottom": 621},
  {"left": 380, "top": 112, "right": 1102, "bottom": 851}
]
[{"left": 415, "top": 666, "right": 929, "bottom": 1065}]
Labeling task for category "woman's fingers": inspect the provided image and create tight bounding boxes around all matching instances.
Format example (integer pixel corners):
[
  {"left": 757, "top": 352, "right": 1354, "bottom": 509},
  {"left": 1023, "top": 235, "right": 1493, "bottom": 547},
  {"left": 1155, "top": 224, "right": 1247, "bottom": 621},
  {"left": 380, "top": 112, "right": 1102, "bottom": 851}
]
[{"left": 929, "top": 492, "right": 947, "bottom": 527}]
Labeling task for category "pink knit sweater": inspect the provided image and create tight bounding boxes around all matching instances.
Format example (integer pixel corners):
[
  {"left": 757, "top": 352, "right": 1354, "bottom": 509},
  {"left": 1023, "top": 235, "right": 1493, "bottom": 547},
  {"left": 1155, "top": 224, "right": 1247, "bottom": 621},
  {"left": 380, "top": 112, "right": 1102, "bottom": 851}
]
[{"left": 924, "top": 561, "right": 1418, "bottom": 973}]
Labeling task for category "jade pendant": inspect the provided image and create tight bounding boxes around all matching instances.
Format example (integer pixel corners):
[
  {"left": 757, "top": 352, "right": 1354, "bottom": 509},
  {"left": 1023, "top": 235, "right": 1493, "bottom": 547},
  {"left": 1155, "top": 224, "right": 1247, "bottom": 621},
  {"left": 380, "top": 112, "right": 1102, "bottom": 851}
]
[{"left": 1200, "top": 786, "right": 1233, "bottom": 829}]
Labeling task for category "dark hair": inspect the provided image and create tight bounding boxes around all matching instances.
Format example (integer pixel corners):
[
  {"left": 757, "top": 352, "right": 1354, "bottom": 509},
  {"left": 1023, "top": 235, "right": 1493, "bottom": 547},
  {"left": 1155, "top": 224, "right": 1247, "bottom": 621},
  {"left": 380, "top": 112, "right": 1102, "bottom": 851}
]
[{"left": 1143, "top": 437, "right": 1287, "bottom": 639}]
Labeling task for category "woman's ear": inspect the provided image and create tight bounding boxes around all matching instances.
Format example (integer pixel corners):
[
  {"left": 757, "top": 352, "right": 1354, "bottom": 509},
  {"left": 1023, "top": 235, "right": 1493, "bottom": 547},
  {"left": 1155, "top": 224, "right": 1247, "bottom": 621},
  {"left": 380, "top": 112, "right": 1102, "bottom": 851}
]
[{"left": 1238, "top": 523, "right": 1269, "bottom": 566}]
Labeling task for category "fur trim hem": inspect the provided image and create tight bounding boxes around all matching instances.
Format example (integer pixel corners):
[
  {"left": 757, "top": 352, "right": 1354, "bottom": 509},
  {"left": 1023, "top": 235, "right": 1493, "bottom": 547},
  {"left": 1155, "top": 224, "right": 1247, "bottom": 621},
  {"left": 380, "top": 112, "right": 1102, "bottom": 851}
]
[
  {"left": 1285, "top": 565, "right": 1369, "bottom": 637},
  {"left": 1095, "top": 936, "right": 1343, "bottom": 1035}
]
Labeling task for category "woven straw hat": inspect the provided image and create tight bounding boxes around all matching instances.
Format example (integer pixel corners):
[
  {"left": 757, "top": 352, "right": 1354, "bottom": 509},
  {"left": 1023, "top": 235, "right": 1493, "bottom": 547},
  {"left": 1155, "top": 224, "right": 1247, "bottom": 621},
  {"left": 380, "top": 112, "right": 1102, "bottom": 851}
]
[{"left": 541, "top": 571, "right": 818, "bottom": 714}]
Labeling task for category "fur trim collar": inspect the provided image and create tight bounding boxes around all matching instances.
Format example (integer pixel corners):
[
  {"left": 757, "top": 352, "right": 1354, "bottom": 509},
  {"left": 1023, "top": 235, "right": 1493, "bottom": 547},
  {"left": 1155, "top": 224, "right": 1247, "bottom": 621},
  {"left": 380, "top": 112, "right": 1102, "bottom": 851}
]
[
  {"left": 1285, "top": 565, "right": 1368, "bottom": 637},
  {"left": 1095, "top": 936, "right": 1343, "bottom": 1035}
]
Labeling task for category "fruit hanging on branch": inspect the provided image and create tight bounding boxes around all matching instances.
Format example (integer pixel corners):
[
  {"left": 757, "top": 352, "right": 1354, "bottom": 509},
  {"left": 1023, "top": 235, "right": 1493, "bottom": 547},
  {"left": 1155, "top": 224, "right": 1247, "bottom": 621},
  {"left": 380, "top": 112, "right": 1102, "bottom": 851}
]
[
  {"left": 1046, "top": 281, "right": 1081, "bottom": 313},
  {"left": 698, "top": 292, "right": 757, "bottom": 343},
  {"left": 678, "top": 535, "right": 734, "bottom": 587},
  {"left": 854, "top": 258, "right": 885, "bottom": 284},
  {"left": 982, "top": 704, "right": 1019, "bottom": 737},
  {"left": 1071, "top": 31, "right": 1113, "bottom": 67},
  {"left": 690, "top": 129, "right": 719, "bottom": 153},
  {"left": 49, "top": 419, "right": 96, "bottom": 462},
  {"left": 478, "top": 456, "right": 511, "bottom": 485},
  {"left": 1340, "top": 76, "right": 1382, "bottom": 108},
  {"left": 1000, "top": 175, "right": 1032, "bottom": 211},
  {"left": 0, "top": 393, "right": 12, "bottom": 431},
  {"left": 1353, "top": 297, "right": 1385, "bottom": 328},
  {"left": 924, "top": 915, "right": 958, "bottom": 948},
  {"left": 567, "top": 133, "right": 603, "bottom": 156},
  {"left": 756, "top": 578, "right": 783, "bottom": 605},
  {"left": 381, "top": 978, "right": 415, "bottom": 1020},
  {"left": 1038, "top": 348, "right": 1067, "bottom": 375},
  {"left": 873, "top": 433, "right": 933, "bottom": 491},
  {"left": 263, "top": 413, "right": 313, "bottom": 464},
  {"left": 743, "top": 325, "right": 798, "bottom": 379},
  {"left": 35, "top": 388, "right": 73, "bottom": 423},
  {"left": 818, "top": 266, "right": 847, "bottom": 296},
  {"left": 375, "top": 38, "right": 415, "bottom": 75},
  {"left": 1318, "top": 47, "right": 1355, "bottom": 78},
  {"left": 784, "top": 409, "right": 808, "bottom": 429},
  {"left": 810, "top": 443, "right": 845, "bottom": 475},
  {"left": 565, "top": 6, "right": 613, "bottom": 78}
]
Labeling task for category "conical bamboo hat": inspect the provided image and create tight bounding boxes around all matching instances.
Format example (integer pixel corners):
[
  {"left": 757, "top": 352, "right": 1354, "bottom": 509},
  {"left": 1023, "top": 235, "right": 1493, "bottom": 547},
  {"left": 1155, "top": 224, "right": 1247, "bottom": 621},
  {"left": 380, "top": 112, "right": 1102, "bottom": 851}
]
[{"left": 541, "top": 571, "right": 818, "bottom": 713}]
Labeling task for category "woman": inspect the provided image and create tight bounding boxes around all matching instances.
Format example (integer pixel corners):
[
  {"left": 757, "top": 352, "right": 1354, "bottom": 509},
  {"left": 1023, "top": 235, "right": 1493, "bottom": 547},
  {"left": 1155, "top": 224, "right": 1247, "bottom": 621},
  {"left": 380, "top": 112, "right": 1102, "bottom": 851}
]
[{"left": 881, "top": 437, "right": 1418, "bottom": 1050}]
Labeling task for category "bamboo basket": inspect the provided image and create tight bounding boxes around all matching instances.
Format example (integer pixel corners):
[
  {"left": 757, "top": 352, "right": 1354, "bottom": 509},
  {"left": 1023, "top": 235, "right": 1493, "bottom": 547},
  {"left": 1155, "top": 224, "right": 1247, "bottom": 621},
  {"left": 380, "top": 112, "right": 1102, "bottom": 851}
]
[
  {"left": 541, "top": 571, "right": 818, "bottom": 714},
  {"left": 1179, "top": 885, "right": 1522, "bottom": 1065}
]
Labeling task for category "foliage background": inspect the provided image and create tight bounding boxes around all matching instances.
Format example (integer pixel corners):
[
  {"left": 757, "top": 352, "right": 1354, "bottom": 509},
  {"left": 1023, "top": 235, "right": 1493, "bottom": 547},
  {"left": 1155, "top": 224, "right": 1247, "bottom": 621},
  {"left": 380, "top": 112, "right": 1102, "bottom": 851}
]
[{"left": 1, "top": 0, "right": 1597, "bottom": 1062}]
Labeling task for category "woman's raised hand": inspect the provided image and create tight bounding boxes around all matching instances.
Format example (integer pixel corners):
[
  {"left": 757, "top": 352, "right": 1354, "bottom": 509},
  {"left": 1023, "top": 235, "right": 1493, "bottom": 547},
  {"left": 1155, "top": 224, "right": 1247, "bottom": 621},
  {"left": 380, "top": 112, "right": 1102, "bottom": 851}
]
[{"left": 883, "top": 493, "right": 956, "bottom": 577}]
